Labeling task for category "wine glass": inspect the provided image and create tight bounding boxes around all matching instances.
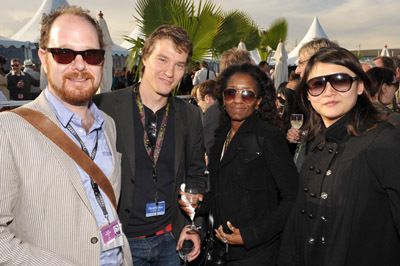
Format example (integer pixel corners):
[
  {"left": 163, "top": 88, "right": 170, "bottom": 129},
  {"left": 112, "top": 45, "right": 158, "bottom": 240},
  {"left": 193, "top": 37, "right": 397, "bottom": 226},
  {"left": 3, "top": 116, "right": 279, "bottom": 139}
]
[
  {"left": 185, "top": 187, "right": 200, "bottom": 234},
  {"left": 290, "top": 114, "right": 304, "bottom": 143},
  {"left": 179, "top": 240, "right": 194, "bottom": 265}
]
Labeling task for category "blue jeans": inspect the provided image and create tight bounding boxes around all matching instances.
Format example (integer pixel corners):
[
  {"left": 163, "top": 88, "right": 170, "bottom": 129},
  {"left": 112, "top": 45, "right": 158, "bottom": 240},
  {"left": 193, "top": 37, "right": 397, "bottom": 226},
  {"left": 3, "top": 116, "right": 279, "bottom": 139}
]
[{"left": 128, "top": 232, "right": 181, "bottom": 266}]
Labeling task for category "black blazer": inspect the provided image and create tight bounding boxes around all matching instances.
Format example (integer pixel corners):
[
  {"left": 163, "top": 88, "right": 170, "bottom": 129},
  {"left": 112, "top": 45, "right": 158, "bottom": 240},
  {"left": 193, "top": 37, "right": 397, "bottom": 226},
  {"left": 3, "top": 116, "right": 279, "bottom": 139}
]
[
  {"left": 200, "top": 114, "right": 299, "bottom": 263},
  {"left": 94, "top": 86, "right": 207, "bottom": 238}
]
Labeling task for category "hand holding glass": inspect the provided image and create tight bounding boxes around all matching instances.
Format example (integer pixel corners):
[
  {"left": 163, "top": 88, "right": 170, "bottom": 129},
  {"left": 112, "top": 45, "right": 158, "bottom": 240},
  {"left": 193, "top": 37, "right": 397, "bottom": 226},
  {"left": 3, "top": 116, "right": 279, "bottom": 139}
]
[
  {"left": 185, "top": 187, "right": 201, "bottom": 234},
  {"left": 290, "top": 114, "right": 304, "bottom": 143},
  {"left": 178, "top": 240, "right": 194, "bottom": 265}
]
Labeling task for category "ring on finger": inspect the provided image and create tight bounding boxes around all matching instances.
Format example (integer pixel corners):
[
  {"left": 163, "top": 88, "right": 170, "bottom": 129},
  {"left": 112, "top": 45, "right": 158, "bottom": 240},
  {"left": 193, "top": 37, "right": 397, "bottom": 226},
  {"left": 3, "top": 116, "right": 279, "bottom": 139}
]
[{"left": 222, "top": 236, "right": 227, "bottom": 243}]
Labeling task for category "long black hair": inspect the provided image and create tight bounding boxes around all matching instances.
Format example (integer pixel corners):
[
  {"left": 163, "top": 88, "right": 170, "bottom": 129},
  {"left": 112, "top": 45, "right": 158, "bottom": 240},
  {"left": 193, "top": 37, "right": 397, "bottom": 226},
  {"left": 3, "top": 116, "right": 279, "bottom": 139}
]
[
  {"left": 299, "top": 47, "right": 385, "bottom": 139},
  {"left": 216, "top": 63, "right": 283, "bottom": 130}
]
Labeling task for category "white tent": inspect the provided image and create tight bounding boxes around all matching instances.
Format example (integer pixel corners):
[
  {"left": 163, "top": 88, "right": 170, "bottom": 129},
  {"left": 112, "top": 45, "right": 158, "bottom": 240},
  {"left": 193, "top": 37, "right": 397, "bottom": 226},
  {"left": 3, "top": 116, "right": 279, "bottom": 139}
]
[
  {"left": 0, "top": 36, "right": 36, "bottom": 60},
  {"left": 273, "top": 40, "right": 288, "bottom": 89},
  {"left": 380, "top": 45, "right": 390, "bottom": 57},
  {"left": 287, "top": 17, "right": 329, "bottom": 65},
  {"left": 12, "top": 0, "right": 70, "bottom": 43},
  {"left": 120, "top": 26, "right": 143, "bottom": 49}
]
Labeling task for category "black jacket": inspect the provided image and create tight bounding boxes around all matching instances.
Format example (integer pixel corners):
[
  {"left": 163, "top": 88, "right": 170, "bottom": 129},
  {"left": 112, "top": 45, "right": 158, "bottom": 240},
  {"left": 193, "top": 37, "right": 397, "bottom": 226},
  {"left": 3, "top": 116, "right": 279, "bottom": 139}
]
[
  {"left": 278, "top": 115, "right": 400, "bottom": 266},
  {"left": 94, "top": 86, "right": 207, "bottom": 238},
  {"left": 200, "top": 114, "right": 299, "bottom": 263}
]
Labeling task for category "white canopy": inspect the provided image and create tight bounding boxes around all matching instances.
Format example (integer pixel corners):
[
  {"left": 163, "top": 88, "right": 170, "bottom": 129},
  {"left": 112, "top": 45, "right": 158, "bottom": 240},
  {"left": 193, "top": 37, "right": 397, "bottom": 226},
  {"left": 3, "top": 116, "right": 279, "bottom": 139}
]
[
  {"left": 380, "top": 45, "right": 390, "bottom": 57},
  {"left": 273, "top": 40, "right": 288, "bottom": 89},
  {"left": 0, "top": 36, "right": 34, "bottom": 49},
  {"left": 12, "top": 0, "right": 70, "bottom": 43},
  {"left": 287, "top": 17, "right": 329, "bottom": 65}
]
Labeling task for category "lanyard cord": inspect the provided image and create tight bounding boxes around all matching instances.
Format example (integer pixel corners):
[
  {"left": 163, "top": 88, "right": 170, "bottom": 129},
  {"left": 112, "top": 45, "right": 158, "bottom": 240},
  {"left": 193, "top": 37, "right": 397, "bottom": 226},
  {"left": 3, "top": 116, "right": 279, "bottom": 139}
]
[
  {"left": 134, "top": 86, "right": 170, "bottom": 205},
  {"left": 66, "top": 123, "right": 110, "bottom": 224}
]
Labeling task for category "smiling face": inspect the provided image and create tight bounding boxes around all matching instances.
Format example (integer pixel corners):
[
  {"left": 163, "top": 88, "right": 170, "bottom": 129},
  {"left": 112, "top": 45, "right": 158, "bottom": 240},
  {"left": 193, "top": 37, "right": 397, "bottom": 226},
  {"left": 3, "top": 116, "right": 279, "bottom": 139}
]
[
  {"left": 140, "top": 38, "right": 187, "bottom": 99},
  {"left": 223, "top": 73, "right": 262, "bottom": 128},
  {"left": 38, "top": 14, "right": 103, "bottom": 106},
  {"left": 307, "top": 62, "right": 364, "bottom": 128}
]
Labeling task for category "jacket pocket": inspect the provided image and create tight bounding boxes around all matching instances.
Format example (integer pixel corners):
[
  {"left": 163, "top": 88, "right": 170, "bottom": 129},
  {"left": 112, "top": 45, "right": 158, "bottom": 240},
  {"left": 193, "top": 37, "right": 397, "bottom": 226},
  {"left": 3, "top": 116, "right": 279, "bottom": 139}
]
[{"left": 234, "top": 151, "right": 267, "bottom": 191}]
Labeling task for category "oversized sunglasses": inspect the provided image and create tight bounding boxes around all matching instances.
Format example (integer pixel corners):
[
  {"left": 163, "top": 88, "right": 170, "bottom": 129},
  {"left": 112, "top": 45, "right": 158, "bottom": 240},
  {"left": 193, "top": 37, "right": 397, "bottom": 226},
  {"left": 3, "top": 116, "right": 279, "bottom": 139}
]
[
  {"left": 46, "top": 48, "right": 105, "bottom": 65},
  {"left": 387, "top": 81, "right": 400, "bottom": 91},
  {"left": 307, "top": 73, "right": 359, "bottom": 97},
  {"left": 223, "top": 88, "right": 257, "bottom": 103}
]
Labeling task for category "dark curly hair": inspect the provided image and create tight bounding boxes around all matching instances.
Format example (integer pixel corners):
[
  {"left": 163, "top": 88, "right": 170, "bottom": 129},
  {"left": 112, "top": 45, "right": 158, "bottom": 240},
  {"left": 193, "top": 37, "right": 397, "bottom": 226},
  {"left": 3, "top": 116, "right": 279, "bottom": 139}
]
[
  {"left": 300, "top": 47, "right": 386, "bottom": 140},
  {"left": 216, "top": 63, "right": 283, "bottom": 130}
]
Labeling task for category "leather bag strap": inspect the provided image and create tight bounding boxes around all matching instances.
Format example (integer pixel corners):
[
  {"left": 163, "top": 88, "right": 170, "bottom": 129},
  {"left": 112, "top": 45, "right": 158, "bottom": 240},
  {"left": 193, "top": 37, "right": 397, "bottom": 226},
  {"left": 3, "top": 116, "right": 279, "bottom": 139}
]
[{"left": 10, "top": 107, "right": 117, "bottom": 209}]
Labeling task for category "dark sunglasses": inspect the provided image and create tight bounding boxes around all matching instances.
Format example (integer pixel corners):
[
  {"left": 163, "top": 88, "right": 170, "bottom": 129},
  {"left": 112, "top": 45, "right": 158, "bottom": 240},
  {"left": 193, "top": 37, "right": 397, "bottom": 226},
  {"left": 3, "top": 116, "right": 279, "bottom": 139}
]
[
  {"left": 307, "top": 73, "right": 359, "bottom": 97},
  {"left": 223, "top": 88, "right": 257, "bottom": 103},
  {"left": 146, "top": 112, "right": 157, "bottom": 147},
  {"left": 387, "top": 81, "right": 400, "bottom": 91},
  {"left": 46, "top": 48, "right": 105, "bottom": 65},
  {"left": 11, "top": 64, "right": 20, "bottom": 67}
]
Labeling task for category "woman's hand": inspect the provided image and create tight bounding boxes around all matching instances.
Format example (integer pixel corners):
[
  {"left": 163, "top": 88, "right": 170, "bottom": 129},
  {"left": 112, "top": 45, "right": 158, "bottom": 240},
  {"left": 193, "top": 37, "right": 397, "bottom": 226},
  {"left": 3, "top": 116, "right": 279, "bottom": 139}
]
[
  {"left": 176, "top": 226, "right": 201, "bottom": 262},
  {"left": 214, "top": 221, "right": 243, "bottom": 245},
  {"left": 286, "top": 127, "right": 301, "bottom": 143},
  {"left": 178, "top": 189, "right": 203, "bottom": 217}
]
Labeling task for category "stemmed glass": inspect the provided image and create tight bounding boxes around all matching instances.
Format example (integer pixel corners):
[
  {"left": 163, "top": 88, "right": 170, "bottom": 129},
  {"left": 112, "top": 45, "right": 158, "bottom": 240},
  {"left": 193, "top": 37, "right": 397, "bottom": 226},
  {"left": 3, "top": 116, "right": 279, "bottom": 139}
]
[
  {"left": 185, "top": 187, "right": 200, "bottom": 234},
  {"left": 290, "top": 114, "right": 304, "bottom": 143},
  {"left": 178, "top": 240, "right": 194, "bottom": 265}
]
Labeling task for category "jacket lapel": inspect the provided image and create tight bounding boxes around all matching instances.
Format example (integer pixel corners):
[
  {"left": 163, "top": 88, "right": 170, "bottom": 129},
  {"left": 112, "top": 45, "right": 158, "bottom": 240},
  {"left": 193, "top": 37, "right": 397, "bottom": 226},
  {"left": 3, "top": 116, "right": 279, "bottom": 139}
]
[
  {"left": 113, "top": 89, "right": 136, "bottom": 179},
  {"left": 25, "top": 92, "right": 94, "bottom": 215},
  {"left": 173, "top": 98, "right": 184, "bottom": 179}
]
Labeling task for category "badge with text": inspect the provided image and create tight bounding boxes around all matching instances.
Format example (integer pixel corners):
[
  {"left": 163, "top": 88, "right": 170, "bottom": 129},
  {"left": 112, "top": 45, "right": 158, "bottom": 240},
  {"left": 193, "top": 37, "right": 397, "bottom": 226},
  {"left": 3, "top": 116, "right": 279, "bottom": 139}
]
[
  {"left": 146, "top": 201, "right": 166, "bottom": 217},
  {"left": 100, "top": 220, "right": 122, "bottom": 245}
]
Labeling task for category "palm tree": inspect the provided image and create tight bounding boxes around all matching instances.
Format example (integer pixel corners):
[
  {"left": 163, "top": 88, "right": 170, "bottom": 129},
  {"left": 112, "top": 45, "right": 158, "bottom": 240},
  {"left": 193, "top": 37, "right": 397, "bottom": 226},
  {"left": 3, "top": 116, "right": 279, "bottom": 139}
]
[
  {"left": 257, "top": 18, "right": 288, "bottom": 62},
  {"left": 125, "top": 0, "right": 260, "bottom": 68}
]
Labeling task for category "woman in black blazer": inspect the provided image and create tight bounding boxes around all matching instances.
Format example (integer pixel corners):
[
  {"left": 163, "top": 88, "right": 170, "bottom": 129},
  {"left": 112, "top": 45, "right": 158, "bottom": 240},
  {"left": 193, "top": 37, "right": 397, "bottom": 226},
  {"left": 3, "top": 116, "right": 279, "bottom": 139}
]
[{"left": 182, "top": 64, "right": 299, "bottom": 265}]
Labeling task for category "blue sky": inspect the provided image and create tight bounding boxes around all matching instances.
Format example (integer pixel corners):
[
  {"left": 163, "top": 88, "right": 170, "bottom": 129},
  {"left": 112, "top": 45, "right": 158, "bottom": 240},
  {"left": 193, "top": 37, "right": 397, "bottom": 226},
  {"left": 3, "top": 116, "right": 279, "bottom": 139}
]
[{"left": 1, "top": 0, "right": 399, "bottom": 52}]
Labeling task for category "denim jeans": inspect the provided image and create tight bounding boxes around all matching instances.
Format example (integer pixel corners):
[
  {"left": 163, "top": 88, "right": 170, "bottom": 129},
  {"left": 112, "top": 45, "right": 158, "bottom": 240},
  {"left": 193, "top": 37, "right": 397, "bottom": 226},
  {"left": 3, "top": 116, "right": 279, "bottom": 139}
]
[{"left": 128, "top": 232, "right": 181, "bottom": 266}]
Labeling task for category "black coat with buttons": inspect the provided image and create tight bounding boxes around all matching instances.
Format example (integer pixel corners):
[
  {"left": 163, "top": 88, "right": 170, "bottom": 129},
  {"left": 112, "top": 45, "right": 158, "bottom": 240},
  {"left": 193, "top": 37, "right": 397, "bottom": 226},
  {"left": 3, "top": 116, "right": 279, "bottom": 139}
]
[
  {"left": 200, "top": 114, "right": 299, "bottom": 263},
  {"left": 278, "top": 114, "right": 400, "bottom": 266}
]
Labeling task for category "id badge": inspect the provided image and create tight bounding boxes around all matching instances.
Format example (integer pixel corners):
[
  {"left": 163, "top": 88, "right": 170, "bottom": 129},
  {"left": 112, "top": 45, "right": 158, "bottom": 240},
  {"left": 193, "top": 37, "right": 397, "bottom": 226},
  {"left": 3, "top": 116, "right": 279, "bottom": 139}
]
[
  {"left": 100, "top": 220, "right": 122, "bottom": 246},
  {"left": 146, "top": 201, "right": 165, "bottom": 217}
]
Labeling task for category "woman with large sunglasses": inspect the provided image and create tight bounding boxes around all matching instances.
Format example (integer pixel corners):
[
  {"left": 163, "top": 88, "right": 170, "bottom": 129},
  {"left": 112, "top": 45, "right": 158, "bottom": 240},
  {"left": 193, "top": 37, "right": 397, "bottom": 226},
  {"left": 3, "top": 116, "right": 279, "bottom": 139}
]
[
  {"left": 181, "top": 63, "right": 299, "bottom": 265},
  {"left": 278, "top": 47, "right": 400, "bottom": 266},
  {"left": 366, "top": 67, "right": 400, "bottom": 127}
]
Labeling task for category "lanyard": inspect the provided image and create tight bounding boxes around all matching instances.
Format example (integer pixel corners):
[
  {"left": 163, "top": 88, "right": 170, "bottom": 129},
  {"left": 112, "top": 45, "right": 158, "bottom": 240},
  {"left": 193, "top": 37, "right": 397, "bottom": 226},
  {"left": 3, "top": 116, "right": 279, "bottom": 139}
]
[
  {"left": 66, "top": 123, "right": 110, "bottom": 224},
  {"left": 134, "top": 86, "right": 170, "bottom": 205}
]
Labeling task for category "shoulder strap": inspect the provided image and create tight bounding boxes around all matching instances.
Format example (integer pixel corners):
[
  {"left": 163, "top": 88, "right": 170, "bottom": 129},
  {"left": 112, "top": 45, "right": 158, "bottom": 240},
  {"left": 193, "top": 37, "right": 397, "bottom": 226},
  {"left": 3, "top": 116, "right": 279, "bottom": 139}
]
[{"left": 10, "top": 107, "right": 117, "bottom": 209}]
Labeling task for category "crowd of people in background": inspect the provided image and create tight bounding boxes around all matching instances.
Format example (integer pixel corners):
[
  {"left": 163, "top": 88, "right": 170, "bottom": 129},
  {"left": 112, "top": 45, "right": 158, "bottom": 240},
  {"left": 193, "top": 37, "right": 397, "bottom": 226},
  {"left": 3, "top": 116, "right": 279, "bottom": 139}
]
[{"left": 1, "top": 6, "right": 400, "bottom": 266}]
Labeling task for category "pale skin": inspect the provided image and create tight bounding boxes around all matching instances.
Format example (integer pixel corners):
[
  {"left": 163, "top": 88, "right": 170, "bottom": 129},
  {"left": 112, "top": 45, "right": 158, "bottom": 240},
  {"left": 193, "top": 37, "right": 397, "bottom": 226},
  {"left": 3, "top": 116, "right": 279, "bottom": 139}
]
[
  {"left": 138, "top": 37, "right": 201, "bottom": 261},
  {"left": 38, "top": 15, "right": 104, "bottom": 133}
]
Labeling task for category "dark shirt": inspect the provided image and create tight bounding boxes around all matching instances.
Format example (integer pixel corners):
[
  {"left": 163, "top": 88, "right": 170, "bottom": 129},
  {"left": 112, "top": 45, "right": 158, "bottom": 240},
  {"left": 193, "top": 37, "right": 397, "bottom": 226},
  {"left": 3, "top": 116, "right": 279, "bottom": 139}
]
[
  {"left": 6, "top": 71, "right": 39, "bottom": 100},
  {"left": 125, "top": 96, "right": 175, "bottom": 237}
]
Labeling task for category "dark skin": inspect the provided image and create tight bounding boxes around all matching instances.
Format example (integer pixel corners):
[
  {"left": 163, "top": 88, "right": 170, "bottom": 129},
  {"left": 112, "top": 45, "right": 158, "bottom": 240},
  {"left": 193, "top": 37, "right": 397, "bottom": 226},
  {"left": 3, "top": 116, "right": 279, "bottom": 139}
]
[{"left": 179, "top": 73, "right": 263, "bottom": 246}]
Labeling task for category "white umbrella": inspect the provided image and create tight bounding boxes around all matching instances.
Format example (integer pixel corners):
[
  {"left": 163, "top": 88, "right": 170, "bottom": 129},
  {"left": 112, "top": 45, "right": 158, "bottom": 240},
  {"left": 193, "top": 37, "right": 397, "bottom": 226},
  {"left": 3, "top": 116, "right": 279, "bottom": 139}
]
[
  {"left": 238, "top": 39, "right": 247, "bottom": 50},
  {"left": 98, "top": 11, "right": 113, "bottom": 93},
  {"left": 273, "top": 39, "right": 288, "bottom": 90},
  {"left": 380, "top": 44, "right": 390, "bottom": 57}
]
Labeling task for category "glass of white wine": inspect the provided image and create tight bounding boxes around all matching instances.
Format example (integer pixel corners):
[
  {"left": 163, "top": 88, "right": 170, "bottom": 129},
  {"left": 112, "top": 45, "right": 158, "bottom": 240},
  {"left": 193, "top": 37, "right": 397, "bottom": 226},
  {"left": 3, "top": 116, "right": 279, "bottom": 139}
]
[
  {"left": 185, "top": 187, "right": 201, "bottom": 234},
  {"left": 290, "top": 114, "right": 304, "bottom": 143}
]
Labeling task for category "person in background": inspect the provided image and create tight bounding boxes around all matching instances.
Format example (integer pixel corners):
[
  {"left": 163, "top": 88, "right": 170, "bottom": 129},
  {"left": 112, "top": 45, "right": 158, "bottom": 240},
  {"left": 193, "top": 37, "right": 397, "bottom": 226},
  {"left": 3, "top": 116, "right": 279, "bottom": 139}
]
[
  {"left": 0, "top": 5, "right": 132, "bottom": 265},
  {"left": 278, "top": 47, "right": 400, "bottom": 266},
  {"left": 196, "top": 79, "right": 218, "bottom": 156},
  {"left": 366, "top": 67, "right": 400, "bottom": 127},
  {"left": 258, "top": 60, "right": 271, "bottom": 79},
  {"left": 181, "top": 63, "right": 298, "bottom": 265},
  {"left": 94, "top": 24, "right": 206, "bottom": 265},
  {"left": 219, "top": 48, "right": 252, "bottom": 74},
  {"left": 6, "top": 58, "right": 40, "bottom": 100},
  {"left": 0, "top": 55, "right": 9, "bottom": 100},
  {"left": 193, "top": 61, "right": 216, "bottom": 86},
  {"left": 23, "top": 59, "right": 41, "bottom": 99},
  {"left": 112, "top": 68, "right": 127, "bottom": 90}
]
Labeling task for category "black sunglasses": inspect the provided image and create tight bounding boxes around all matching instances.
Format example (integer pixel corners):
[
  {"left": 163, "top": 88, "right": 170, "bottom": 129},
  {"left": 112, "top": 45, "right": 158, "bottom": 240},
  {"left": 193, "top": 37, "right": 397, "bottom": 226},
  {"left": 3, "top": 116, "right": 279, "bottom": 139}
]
[
  {"left": 307, "top": 73, "right": 360, "bottom": 97},
  {"left": 387, "top": 81, "right": 400, "bottom": 91},
  {"left": 146, "top": 112, "right": 157, "bottom": 147},
  {"left": 11, "top": 64, "right": 20, "bottom": 67},
  {"left": 46, "top": 48, "right": 105, "bottom": 65},
  {"left": 223, "top": 88, "right": 257, "bottom": 103}
]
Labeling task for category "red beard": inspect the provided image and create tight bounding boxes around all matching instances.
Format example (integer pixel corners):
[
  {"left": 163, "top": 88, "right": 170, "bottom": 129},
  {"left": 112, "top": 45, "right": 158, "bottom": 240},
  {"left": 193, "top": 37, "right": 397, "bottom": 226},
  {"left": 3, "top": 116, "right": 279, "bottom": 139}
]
[{"left": 48, "top": 70, "right": 101, "bottom": 106}]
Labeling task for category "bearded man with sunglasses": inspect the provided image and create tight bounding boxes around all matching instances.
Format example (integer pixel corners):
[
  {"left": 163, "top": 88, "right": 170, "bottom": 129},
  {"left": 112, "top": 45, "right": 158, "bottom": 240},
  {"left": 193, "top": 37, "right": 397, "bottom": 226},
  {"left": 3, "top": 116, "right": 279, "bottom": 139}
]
[
  {"left": 94, "top": 25, "right": 206, "bottom": 265},
  {"left": 0, "top": 6, "right": 132, "bottom": 266}
]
